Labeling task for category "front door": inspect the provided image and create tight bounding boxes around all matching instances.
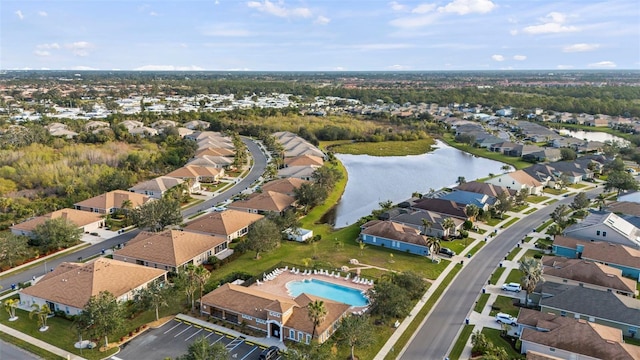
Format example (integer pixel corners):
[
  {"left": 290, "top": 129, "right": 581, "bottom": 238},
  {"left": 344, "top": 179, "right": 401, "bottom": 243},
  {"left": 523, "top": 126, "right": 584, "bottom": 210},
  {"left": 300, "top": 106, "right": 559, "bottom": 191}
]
[{"left": 270, "top": 322, "right": 280, "bottom": 338}]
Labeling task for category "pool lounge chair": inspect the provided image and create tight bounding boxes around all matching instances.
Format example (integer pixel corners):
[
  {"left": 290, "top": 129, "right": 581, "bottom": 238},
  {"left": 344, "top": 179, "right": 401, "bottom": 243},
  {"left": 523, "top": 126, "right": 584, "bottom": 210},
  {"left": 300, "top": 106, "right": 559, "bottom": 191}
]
[
  {"left": 256, "top": 280, "right": 262, "bottom": 286},
  {"left": 344, "top": 273, "right": 350, "bottom": 280}
]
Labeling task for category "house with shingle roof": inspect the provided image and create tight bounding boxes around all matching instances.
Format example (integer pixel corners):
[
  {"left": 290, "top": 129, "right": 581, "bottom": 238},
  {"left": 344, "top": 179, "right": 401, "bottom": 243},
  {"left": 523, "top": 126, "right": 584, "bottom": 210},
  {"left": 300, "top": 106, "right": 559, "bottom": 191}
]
[
  {"left": 454, "top": 181, "right": 516, "bottom": 198},
  {"left": 517, "top": 308, "right": 640, "bottom": 360},
  {"left": 228, "top": 191, "right": 296, "bottom": 215},
  {"left": 200, "top": 283, "right": 350, "bottom": 344},
  {"left": 389, "top": 209, "right": 463, "bottom": 238},
  {"left": 183, "top": 209, "right": 264, "bottom": 241},
  {"left": 128, "top": 176, "right": 184, "bottom": 199},
  {"left": 113, "top": 230, "right": 228, "bottom": 272},
  {"left": 183, "top": 120, "right": 210, "bottom": 130},
  {"left": 165, "top": 165, "right": 224, "bottom": 190},
  {"left": 283, "top": 154, "right": 324, "bottom": 167},
  {"left": 412, "top": 198, "right": 468, "bottom": 220},
  {"left": 484, "top": 170, "right": 543, "bottom": 195},
  {"left": 11, "top": 208, "right": 104, "bottom": 238},
  {"left": 607, "top": 201, "right": 640, "bottom": 217},
  {"left": 563, "top": 210, "right": 640, "bottom": 248},
  {"left": 541, "top": 256, "right": 637, "bottom": 297},
  {"left": 19, "top": 258, "right": 166, "bottom": 316},
  {"left": 187, "top": 155, "right": 233, "bottom": 169},
  {"left": 272, "top": 131, "right": 325, "bottom": 159},
  {"left": 359, "top": 220, "right": 431, "bottom": 256},
  {"left": 194, "top": 147, "right": 235, "bottom": 158},
  {"left": 261, "top": 178, "right": 308, "bottom": 197},
  {"left": 437, "top": 190, "right": 496, "bottom": 211},
  {"left": 552, "top": 235, "right": 640, "bottom": 280},
  {"left": 277, "top": 165, "right": 319, "bottom": 181},
  {"left": 74, "top": 190, "right": 152, "bottom": 215}
]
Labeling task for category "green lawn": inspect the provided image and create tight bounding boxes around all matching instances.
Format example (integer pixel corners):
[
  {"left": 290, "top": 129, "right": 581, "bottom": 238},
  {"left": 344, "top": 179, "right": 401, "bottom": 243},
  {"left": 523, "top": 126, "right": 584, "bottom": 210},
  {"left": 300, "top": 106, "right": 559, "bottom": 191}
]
[
  {"left": 505, "top": 247, "right": 522, "bottom": 261},
  {"left": 489, "top": 295, "right": 520, "bottom": 317},
  {"left": 481, "top": 328, "right": 525, "bottom": 359},
  {"left": 511, "top": 204, "right": 528, "bottom": 213},
  {"left": 466, "top": 241, "right": 486, "bottom": 257},
  {"left": 489, "top": 267, "right": 506, "bottom": 286},
  {"left": 527, "top": 195, "right": 549, "bottom": 204},
  {"left": 522, "top": 249, "right": 545, "bottom": 259},
  {"left": 535, "top": 219, "right": 554, "bottom": 233},
  {"left": 524, "top": 207, "right": 537, "bottom": 214},
  {"left": 0, "top": 331, "right": 63, "bottom": 360},
  {"left": 543, "top": 199, "right": 559, "bottom": 205},
  {"left": 329, "top": 138, "right": 436, "bottom": 156},
  {"left": 543, "top": 188, "right": 568, "bottom": 195},
  {"left": 471, "top": 227, "right": 487, "bottom": 234},
  {"left": 568, "top": 183, "right": 588, "bottom": 189},
  {"left": 505, "top": 269, "right": 523, "bottom": 285},
  {"left": 448, "top": 324, "right": 475, "bottom": 360},
  {"left": 444, "top": 238, "right": 475, "bottom": 255},
  {"left": 474, "top": 293, "right": 491, "bottom": 313},
  {"left": 535, "top": 237, "right": 553, "bottom": 250},
  {"left": 486, "top": 216, "right": 509, "bottom": 227},
  {"left": 440, "top": 134, "right": 532, "bottom": 170},
  {"left": 501, "top": 217, "right": 520, "bottom": 228},
  {"left": 625, "top": 336, "right": 640, "bottom": 346}
]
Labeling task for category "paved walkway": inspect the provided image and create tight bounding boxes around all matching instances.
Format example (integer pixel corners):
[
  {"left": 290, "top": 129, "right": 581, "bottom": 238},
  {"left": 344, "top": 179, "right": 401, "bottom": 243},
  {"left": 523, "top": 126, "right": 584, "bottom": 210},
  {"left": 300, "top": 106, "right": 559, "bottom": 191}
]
[{"left": 0, "top": 323, "right": 87, "bottom": 360}]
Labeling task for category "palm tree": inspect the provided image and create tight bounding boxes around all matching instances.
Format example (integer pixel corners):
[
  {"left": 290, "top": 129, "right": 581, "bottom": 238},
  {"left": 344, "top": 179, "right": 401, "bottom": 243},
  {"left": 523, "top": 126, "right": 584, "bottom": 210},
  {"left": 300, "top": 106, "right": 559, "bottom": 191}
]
[
  {"left": 358, "top": 240, "right": 366, "bottom": 256},
  {"left": 136, "top": 281, "right": 170, "bottom": 322},
  {"left": 519, "top": 256, "right": 544, "bottom": 306},
  {"left": 420, "top": 218, "right": 433, "bottom": 236},
  {"left": 594, "top": 193, "right": 607, "bottom": 211},
  {"left": 192, "top": 265, "right": 210, "bottom": 312},
  {"left": 441, "top": 217, "right": 456, "bottom": 238},
  {"left": 465, "top": 204, "right": 480, "bottom": 222},
  {"left": 426, "top": 237, "right": 441, "bottom": 262},
  {"left": 307, "top": 300, "right": 327, "bottom": 340},
  {"left": 29, "top": 303, "right": 51, "bottom": 331},
  {"left": 4, "top": 298, "right": 19, "bottom": 321}
]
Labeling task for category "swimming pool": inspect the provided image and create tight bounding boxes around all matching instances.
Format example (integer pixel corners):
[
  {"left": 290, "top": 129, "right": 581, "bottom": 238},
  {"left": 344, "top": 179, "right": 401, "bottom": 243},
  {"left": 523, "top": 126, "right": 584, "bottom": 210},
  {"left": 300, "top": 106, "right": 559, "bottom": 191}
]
[{"left": 286, "top": 279, "right": 369, "bottom": 307}]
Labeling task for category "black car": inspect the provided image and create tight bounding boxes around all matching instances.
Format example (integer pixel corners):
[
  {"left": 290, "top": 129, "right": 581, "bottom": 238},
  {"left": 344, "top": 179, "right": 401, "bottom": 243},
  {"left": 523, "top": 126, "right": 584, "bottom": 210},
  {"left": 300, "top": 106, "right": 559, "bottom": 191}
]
[
  {"left": 439, "top": 247, "right": 456, "bottom": 257},
  {"left": 259, "top": 346, "right": 280, "bottom": 360}
]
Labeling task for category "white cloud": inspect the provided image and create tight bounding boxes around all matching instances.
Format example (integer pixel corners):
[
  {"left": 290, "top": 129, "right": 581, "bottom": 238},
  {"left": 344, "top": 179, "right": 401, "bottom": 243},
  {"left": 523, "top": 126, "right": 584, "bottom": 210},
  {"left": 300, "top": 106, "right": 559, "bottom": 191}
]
[
  {"left": 247, "top": 0, "right": 312, "bottom": 19},
  {"left": 37, "top": 43, "right": 61, "bottom": 49},
  {"left": 491, "top": 54, "right": 504, "bottom": 61},
  {"left": 556, "top": 64, "right": 574, "bottom": 69},
  {"left": 588, "top": 61, "right": 616, "bottom": 69},
  {"left": 334, "top": 66, "right": 346, "bottom": 71},
  {"left": 523, "top": 12, "right": 578, "bottom": 34},
  {"left": 388, "top": 64, "right": 411, "bottom": 70},
  {"left": 202, "top": 25, "right": 251, "bottom": 37},
  {"left": 38, "top": 11, "right": 48, "bottom": 17},
  {"left": 341, "top": 43, "right": 415, "bottom": 51},
  {"left": 214, "top": 0, "right": 220, "bottom": 4},
  {"left": 563, "top": 43, "right": 600, "bottom": 53},
  {"left": 64, "top": 41, "right": 93, "bottom": 57},
  {"left": 509, "top": 29, "right": 518, "bottom": 36},
  {"left": 389, "top": 1, "right": 407, "bottom": 11},
  {"left": 135, "top": 65, "right": 204, "bottom": 71},
  {"left": 149, "top": 11, "right": 158, "bottom": 16},
  {"left": 71, "top": 66, "right": 98, "bottom": 70},
  {"left": 15, "top": 10, "right": 24, "bottom": 20},
  {"left": 438, "top": 0, "right": 496, "bottom": 15},
  {"left": 34, "top": 50, "right": 50, "bottom": 57},
  {"left": 513, "top": 55, "right": 526, "bottom": 61},
  {"left": 412, "top": 3, "right": 436, "bottom": 14},
  {"left": 314, "top": 15, "right": 330, "bottom": 25},
  {"left": 389, "top": 13, "right": 439, "bottom": 28}
]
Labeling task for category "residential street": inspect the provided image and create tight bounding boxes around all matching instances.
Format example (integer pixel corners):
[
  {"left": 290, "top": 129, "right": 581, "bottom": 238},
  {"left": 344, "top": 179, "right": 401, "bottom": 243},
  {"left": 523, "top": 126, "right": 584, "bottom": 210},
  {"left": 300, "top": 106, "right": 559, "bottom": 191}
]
[{"left": 399, "top": 186, "right": 604, "bottom": 360}]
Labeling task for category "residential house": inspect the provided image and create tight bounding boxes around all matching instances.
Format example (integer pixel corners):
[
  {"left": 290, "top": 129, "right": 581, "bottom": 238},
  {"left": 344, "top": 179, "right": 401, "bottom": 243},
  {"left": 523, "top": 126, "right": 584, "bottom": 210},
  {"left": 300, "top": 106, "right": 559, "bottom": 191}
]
[
  {"left": 183, "top": 209, "right": 264, "bottom": 241},
  {"left": 19, "top": 258, "right": 166, "bottom": 316},
  {"left": 261, "top": 178, "right": 308, "bottom": 197},
  {"left": 538, "top": 285, "right": 640, "bottom": 338},
  {"left": 113, "top": 230, "right": 229, "bottom": 272},
  {"left": 283, "top": 154, "right": 324, "bottom": 168},
  {"left": 47, "top": 122, "right": 78, "bottom": 139},
  {"left": 183, "top": 120, "right": 210, "bottom": 130},
  {"left": 607, "top": 201, "right": 640, "bottom": 217},
  {"left": 277, "top": 165, "right": 319, "bottom": 181},
  {"left": 552, "top": 235, "right": 640, "bottom": 280},
  {"left": 489, "top": 141, "right": 519, "bottom": 154},
  {"left": 10, "top": 208, "right": 104, "bottom": 238},
  {"left": 200, "top": 283, "right": 350, "bottom": 344},
  {"left": 359, "top": 220, "right": 431, "bottom": 256},
  {"left": 522, "top": 148, "right": 562, "bottom": 163},
  {"left": 228, "top": 191, "right": 296, "bottom": 215},
  {"left": 474, "top": 134, "right": 504, "bottom": 148},
  {"left": 541, "top": 256, "right": 637, "bottom": 297},
  {"left": 523, "top": 164, "right": 558, "bottom": 187},
  {"left": 484, "top": 170, "right": 543, "bottom": 195},
  {"left": 165, "top": 165, "right": 224, "bottom": 190},
  {"left": 437, "top": 190, "right": 496, "bottom": 211},
  {"left": 563, "top": 211, "right": 640, "bottom": 248},
  {"left": 194, "top": 147, "right": 235, "bottom": 158},
  {"left": 454, "top": 181, "right": 516, "bottom": 198},
  {"left": 74, "top": 190, "right": 151, "bottom": 215},
  {"left": 412, "top": 198, "right": 468, "bottom": 220},
  {"left": 389, "top": 209, "right": 463, "bottom": 238},
  {"left": 84, "top": 120, "right": 109, "bottom": 131},
  {"left": 517, "top": 308, "right": 640, "bottom": 360},
  {"left": 128, "top": 176, "right": 184, "bottom": 199},
  {"left": 547, "top": 160, "right": 595, "bottom": 182},
  {"left": 272, "top": 131, "right": 325, "bottom": 159},
  {"left": 187, "top": 155, "right": 234, "bottom": 169},
  {"left": 585, "top": 118, "right": 609, "bottom": 127}
]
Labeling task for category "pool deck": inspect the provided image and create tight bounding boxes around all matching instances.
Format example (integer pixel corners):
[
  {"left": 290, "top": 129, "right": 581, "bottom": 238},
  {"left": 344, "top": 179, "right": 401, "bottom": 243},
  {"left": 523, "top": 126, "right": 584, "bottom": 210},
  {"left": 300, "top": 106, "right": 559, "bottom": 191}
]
[{"left": 251, "top": 268, "right": 373, "bottom": 310}]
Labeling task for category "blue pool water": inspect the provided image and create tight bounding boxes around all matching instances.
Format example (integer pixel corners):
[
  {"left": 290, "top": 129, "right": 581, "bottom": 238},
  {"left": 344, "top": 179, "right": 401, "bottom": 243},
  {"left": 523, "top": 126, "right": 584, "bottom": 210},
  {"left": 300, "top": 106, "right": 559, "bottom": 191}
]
[{"left": 286, "top": 279, "right": 369, "bottom": 307}]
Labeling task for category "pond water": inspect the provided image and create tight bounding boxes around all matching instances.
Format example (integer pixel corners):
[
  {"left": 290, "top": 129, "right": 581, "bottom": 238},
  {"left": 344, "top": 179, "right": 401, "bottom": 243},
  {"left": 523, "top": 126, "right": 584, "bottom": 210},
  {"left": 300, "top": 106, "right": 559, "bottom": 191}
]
[
  {"left": 559, "top": 129, "right": 629, "bottom": 146},
  {"left": 330, "top": 141, "right": 507, "bottom": 227}
]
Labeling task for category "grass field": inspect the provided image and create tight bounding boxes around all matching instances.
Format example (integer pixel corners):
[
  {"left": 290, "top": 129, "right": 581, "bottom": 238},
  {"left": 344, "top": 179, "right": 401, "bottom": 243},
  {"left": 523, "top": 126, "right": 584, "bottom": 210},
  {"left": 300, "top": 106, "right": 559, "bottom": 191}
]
[
  {"left": 489, "top": 295, "right": 520, "bottom": 317},
  {"left": 544, "top": 199, "right": 559, "bottom": 205},
  {"left": 489, "top": 267, "right": 506, "bottom": 286},
  {"left": 501, "top": 217, "right": 520, "bottom": 228},
  {"left": 524, "top": 207, "right": 537, "bottom": 214},
  {"left": 440, "top": 134, "right": 532, "bottom": 170},
  {"left": 535, "top": 219, "right": 554, "bottom": 232},
  {"left": 543, "top": 188, "right": 568, "bottom": 195},
  {"left": 505, "top": 269, "right": 523, "bottom": 284},
  {"left": 505, "top": 247, "right": 522, "bottom": 261},
  {"left": 527, "top": 195, "right": 549, "bottom": 204},
  {"left": 328, "top": 138, "right": 436, "bottom": 156},
  {"left": 482, "top": 328, "right": 525, "bottom": 359},
  {"left": 486, "top": 216, "right": 509, "bottom": 227},
  {"left": 0, "top": 331, "right": 63, "bottom": 360},
  {"left": 474, "top": 293, "right": 491, "bottom": 313},
  {"left": 447, "top": 324, "right": 475, "bottom": 360}
]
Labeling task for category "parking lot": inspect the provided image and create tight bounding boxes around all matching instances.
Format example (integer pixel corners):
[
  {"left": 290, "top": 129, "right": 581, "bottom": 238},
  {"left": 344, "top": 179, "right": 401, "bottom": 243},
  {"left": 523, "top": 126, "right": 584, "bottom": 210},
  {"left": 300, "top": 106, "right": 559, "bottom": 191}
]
[{"left": 112, "top": 318, "right": 281, "bottom": 360}]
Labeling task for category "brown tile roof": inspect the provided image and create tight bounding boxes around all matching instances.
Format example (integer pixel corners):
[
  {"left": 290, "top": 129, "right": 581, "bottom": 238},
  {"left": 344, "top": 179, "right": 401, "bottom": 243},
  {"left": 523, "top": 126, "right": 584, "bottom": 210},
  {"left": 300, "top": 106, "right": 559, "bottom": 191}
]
[
  {"left": 607, "top": 201, "right": 640, "bottom": 217},
  {"left": 261, "top": 178, "right": 308, "bottom": 196},
  {"left": 554, "top": 235, "right": 640, "bottom": 270},
  {"left": 454, "top": 181, "right": 516, "bottom": 197},
  {"left": 129, "top": 176, "right": 184, "bottom": 193},
  {"left": 360, "top": 221, "right": 429, "bottom": 247},
  {"left": 114, "top": 230, "right": 226, "bottom": 267},
  {"left": 74, "top": 190, "right": 151, "bottom": 211},
  {"left": 508, "top": 170, "right": 542, "bottom": 187},
  {"left": 20, "top": 258, "right": 166, "bottom": 309},
  {"left": 541, "top": 256, "right": 636, "bottom": 294},
  {"left": 526, "top": 350, "right": 564, "bottom": 360},
  {"left": 229, "top": 191, "right": 296, "bottom": 213},
  {"left": 412, "top": 198, "right": 468, "bottom": 219},
  {"left": 284, "top": 155, "right": 324, "bottom": 167},
  {"left": 166, "top": 165, "right": 222, "bottom": 179},
  {"left": 286, "top": 294, "right": 350, "bottom": 335},
  {"left": 195, "top": 147, "right": 235, "bottom": 157},
  {"left": 183, "top": 209, "right": 263, "bottom": 238},
  {"left": 518, "top": 308, "right": 640, "bottom": 360},
  {"left": 11, "top": 208, "right": 103, "bottom": 232}
]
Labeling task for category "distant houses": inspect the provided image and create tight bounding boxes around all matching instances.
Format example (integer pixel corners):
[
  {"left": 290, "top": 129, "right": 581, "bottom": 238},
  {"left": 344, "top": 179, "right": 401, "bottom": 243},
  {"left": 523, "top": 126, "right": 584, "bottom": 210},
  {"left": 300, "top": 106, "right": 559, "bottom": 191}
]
[
  {"left": 183, "top": 209, "right": 264, "bottom": 241},
  {"left": 11, "top": 208, "right": 104, "bottom": 238},
  {"left": 74, "top": 190, "right": 152, "bottom": 215}
]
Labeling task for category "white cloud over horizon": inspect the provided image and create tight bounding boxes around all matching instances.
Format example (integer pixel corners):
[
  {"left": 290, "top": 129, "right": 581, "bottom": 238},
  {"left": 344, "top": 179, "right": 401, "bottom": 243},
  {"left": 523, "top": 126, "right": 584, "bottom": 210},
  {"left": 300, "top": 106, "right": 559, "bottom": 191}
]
[
  {"left": 247, "top": 0, "right": 312, "bottom": 19},
  {"left": 563, "top": 43, "right": 600, "bottom": 52},
  {"left": 588, "top": 60, "right": 616, "bottom": 68},
  {"left": 491, "top": 54, "right": 505, "bottom": 61},
  {"left": 523, "top": 12, "right": 578, "bottom": 34}
]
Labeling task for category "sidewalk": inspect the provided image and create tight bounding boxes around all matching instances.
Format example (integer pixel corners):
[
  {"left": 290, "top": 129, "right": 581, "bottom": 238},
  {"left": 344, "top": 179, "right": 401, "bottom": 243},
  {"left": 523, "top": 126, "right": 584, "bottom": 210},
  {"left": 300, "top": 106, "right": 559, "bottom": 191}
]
[{"left": 0, "top": 323, "right": 87, "bottom": 360}]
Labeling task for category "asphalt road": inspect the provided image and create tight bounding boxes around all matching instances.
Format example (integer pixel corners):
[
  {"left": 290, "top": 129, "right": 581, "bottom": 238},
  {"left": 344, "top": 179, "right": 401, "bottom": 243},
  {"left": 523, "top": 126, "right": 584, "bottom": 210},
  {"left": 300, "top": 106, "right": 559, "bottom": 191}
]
[
  {"left": 400, "top": 187, "right": 604, "bottom": 360},
  {"left": 0, "top": 137, "right": 268, "bottom": 291},
  {"left": 0, "top": 339, "right": 42, "bottom": 360}
]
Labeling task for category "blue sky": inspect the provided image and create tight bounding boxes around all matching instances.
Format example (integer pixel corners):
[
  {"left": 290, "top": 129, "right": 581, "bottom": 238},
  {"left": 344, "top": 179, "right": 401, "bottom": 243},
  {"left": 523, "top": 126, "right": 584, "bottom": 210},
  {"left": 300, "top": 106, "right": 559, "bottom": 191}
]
[{"left": 2, "top": 0, "right": 639, "bottom": 71}]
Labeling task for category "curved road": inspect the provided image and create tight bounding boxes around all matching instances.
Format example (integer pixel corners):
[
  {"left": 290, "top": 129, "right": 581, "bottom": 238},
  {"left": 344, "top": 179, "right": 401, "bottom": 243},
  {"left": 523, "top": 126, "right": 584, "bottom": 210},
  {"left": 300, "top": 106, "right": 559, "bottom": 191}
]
[
  {"left": 0, "top": 137, "right": 268, "bottom": 291},
  {"left": 400, "top": 188, "right": 604, "bottom": 360}
]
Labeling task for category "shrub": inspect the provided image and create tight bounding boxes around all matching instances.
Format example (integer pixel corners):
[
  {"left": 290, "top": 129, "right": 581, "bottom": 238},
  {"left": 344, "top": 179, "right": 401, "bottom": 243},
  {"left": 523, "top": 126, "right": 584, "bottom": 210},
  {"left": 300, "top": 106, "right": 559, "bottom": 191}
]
[{"left": 463, "top": 220, "right": 473, "bottom": 230}]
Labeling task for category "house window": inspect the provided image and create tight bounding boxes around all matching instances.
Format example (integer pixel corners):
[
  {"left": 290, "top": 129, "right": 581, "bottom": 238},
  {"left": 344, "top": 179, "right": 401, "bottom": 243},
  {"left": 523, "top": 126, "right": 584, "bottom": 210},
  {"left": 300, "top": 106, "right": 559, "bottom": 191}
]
[
  {"left": 596, "top": 230, "right": 600, "bottom": 236},
  {"left": 588, "top": 316, "right": 595, "bottom": 322},
  {"left": 562, "top": 279, "right": 567, "bottom": 283},
  {"left": 603, "top": 231, "right": 606, "bottom": 237},
  {"left": 306, "top": 334, "right": 311, "bottom": 344},
  {"left": 549, "top": 348, "right": 556, "bottom": 352},
  {"left": 290, "top": 329, "right": 295, "bottom": 339},
  {"left": 560, "top": 311, "right": 566, "bottom": 317}
]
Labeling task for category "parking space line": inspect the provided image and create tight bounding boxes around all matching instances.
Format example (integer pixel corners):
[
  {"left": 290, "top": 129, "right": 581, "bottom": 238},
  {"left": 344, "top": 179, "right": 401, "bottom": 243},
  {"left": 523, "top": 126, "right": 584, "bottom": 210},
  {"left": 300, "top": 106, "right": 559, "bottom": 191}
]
[
  {"left": 164, "top": 322, "right": 182, "bottom": 334},
  {"left": 185, "top": 328, "right": 203, "bottom": 341},
  {"left": 174, "top": 325, "right": 193, "bottom": 338},
  {"left": 210, "top": 335, "right": 224, "bottom": 345},
  {"left": 240, "top": 347, "right": 259, "bottom": 360},
  {"left": 204, "top": 331, "right": 215, "bottom": 339}
]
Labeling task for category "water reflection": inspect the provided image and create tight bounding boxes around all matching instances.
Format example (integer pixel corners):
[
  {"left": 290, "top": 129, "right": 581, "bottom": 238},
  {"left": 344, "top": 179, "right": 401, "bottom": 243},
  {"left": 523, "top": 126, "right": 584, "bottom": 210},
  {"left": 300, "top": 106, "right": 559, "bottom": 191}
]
[{"left": 559, "top": 129, "right": 629, "bottom": 146}]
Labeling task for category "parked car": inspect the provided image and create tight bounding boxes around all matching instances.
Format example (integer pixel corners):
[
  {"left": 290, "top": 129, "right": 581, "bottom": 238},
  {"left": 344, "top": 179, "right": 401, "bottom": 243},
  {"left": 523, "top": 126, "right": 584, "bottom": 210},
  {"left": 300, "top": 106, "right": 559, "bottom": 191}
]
[
  {"left": 259, "top": 346, "right": 280, "bottom": 360},
  {"left": 439, "top": 247, "right": 456, "bottom": 257},
  {"left": 495, "top": 312, "right": 517, "bottom": 326},
  {"left": 501, "top": 282, "right": 521, "bottom": 292}
]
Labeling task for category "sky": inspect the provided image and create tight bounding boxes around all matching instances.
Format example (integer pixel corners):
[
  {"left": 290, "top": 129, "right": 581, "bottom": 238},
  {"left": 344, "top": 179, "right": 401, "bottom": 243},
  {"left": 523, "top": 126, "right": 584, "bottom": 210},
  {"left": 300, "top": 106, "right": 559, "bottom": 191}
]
[{"left": 1, "top": 0, "right": 639, "bottom": 71}]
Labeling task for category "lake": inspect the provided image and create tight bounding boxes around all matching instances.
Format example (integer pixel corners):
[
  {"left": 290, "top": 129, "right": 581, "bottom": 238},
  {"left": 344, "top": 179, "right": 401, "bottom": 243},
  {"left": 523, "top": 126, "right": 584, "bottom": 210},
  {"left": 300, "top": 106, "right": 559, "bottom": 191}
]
[
  {"left": 330, "top": 141, "right": 507, "bottom": 227},
  {"left": 559, "top": 129, "right": 630, "bottom": 146}
]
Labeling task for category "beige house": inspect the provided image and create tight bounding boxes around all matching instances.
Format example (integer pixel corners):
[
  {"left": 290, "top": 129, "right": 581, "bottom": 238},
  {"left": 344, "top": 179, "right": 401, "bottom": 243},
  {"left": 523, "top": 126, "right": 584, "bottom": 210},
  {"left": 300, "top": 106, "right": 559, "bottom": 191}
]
[
  {"left": 200, "top": 283, "right": 350, "bottom": 344},
  {"left": 11, "top": 208, "right": 104, "bottom": 237},
  {"left": 74, "top": 190, "right": 152, "bottom": 214},
  {"left": 194, "top": 147, "right": 235, "bottom": 158},
  {"left": 183, "top": 209, "right": 264, "bottom": 241},
  {"left": 283, "top": 154, "right": 324, "bottom": 168},
  {"left": 165, "top": 165, "right": 224, "bottom": 190},
  {"left": 19, "top": 258, "right": 166, "bottom": 316},
  {"left": 113, "top": 230, "right": 228, "bottom": 272},
  {"left": 128, "top": 176, "right": 185, "bottom": 199},
  {"left": 261, "top": 178, "right": 308, "bottom": 197},
  {"left": 485, "top": 170, "right": 543, "bottom": 195},
  {"left": 228, "top": 191, "right": 296, "bottom": 215}
]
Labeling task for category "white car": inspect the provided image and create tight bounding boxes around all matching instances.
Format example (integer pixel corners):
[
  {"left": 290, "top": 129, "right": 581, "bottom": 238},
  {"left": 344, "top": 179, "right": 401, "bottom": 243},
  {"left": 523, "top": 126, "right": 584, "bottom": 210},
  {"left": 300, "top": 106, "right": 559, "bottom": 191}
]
[
  {"left": 496, "top": 313, "right": 517, "bottom": 326},
  {"left": 501, "top": 282, "right": 521, "bottom": 292}
]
